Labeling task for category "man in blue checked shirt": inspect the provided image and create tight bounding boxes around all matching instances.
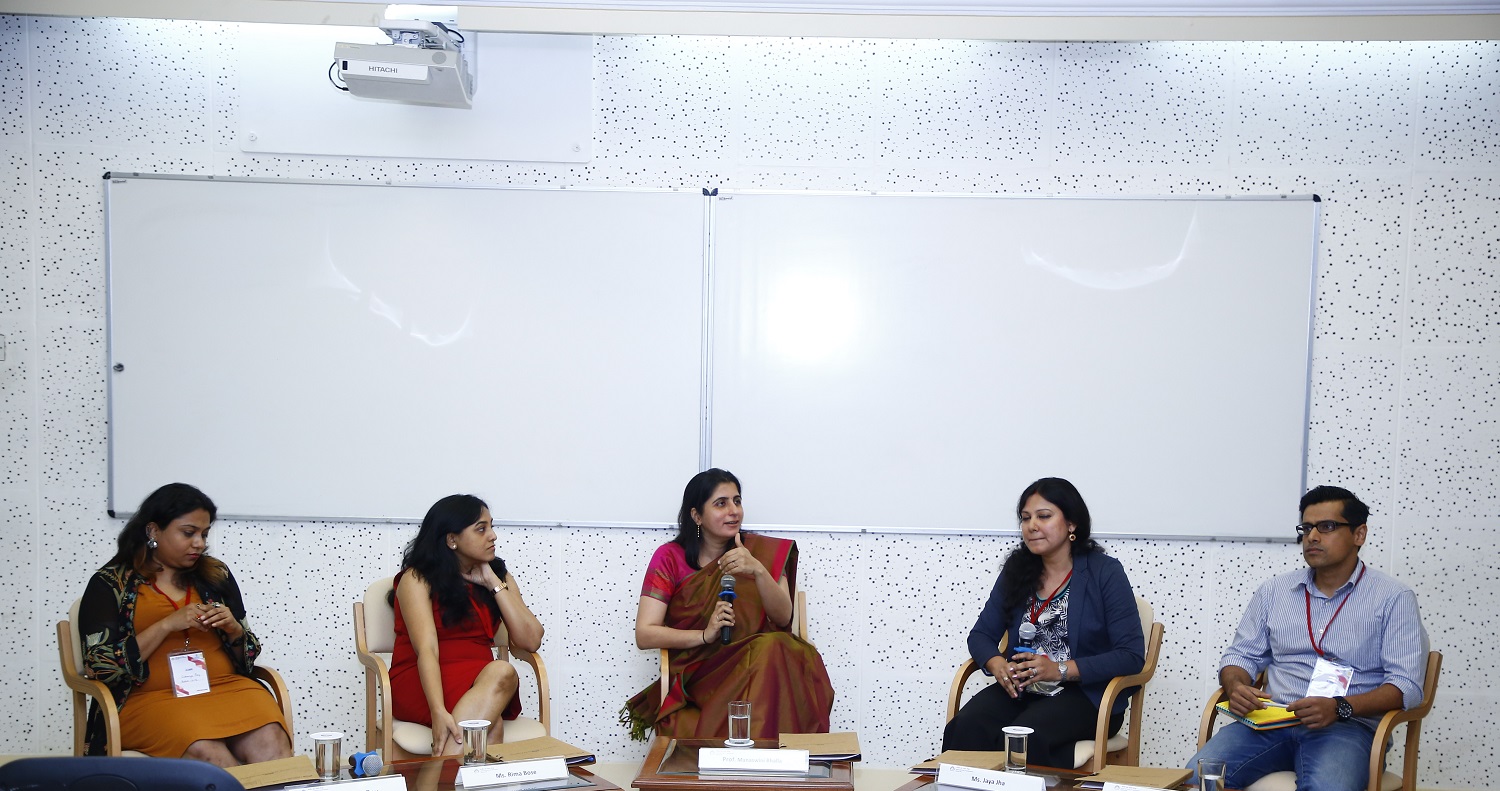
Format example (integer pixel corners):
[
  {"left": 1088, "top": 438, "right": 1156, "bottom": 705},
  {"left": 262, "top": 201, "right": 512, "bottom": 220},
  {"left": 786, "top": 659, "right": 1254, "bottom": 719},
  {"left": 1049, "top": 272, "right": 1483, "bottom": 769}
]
[{"left": 1188, "top": 486, "right": 1429, "bottom": 791}]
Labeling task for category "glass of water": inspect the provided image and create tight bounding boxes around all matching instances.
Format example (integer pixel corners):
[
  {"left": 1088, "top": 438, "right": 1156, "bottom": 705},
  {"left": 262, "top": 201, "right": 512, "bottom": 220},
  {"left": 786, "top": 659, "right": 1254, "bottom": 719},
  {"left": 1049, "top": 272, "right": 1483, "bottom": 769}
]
[
  {"left": 725, "top": 700, "right": 753, "bottom": 747},
  {"left": 1001, "top": 725, "right": 1032, "bottom": 772},
  {"left": 310, "top": 731, "right": 343, "bottom": 780},
  {"left": 1198, "top": 758, "right": 1227, "bottom": 791},
  {"left": 459, "top": 719, "right": 491, "bottom": 764}
]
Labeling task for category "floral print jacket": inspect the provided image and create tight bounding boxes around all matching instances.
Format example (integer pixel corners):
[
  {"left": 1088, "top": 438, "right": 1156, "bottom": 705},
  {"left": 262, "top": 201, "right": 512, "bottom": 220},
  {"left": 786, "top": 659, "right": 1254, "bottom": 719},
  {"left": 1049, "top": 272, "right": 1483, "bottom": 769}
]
[{"left": 77, "top": 562, "right": 262, "bottom": 755}]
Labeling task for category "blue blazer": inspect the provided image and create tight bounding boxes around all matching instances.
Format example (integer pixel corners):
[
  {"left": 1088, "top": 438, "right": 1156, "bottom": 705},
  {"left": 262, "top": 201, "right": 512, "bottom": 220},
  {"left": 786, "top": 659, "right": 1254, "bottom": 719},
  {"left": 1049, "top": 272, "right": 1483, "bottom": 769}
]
[{"left": 966, "top": 550, "right": 1146, "bottom": 714}]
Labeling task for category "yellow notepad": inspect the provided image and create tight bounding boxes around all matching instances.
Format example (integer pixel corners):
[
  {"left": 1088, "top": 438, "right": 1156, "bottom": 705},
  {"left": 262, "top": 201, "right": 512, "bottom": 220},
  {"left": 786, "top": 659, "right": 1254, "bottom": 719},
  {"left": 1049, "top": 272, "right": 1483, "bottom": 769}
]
[{"left": 1216, "top": 700, "right": 1300, "bottom": 730}]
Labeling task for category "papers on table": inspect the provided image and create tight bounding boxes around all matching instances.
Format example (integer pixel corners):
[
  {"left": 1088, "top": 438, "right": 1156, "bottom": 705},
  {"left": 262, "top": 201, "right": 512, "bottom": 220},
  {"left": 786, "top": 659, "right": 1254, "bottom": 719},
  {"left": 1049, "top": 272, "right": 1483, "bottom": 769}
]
[
  {"left": 1077, "top": 765, "right": 1194, "bottom": 789},
  {"left": 487, "top": 735, "right": 597, "bottom": 765},
  {"left": 224, "top": 756, "right": 319, "bottom": 789},
  {"left": 911, "top": 750, "right": 1006, "bottom": 774},
  {"left": 778, "top": 732, "right": 862, "bottom": 761}
]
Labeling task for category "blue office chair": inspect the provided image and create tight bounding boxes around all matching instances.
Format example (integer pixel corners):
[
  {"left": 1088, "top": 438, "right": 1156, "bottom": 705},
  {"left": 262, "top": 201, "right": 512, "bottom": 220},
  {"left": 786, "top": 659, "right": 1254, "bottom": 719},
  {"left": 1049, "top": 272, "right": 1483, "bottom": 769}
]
[{"left": 0, "top": 756, "right": 245, "bottom": 791}]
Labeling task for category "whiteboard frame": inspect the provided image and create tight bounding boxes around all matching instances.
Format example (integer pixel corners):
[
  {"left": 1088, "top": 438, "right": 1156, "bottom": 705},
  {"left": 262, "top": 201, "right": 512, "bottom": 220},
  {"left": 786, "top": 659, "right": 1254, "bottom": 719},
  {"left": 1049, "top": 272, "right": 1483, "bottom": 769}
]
[{"left": 104, "top": 175, "right": 1318, "bottom": 539}]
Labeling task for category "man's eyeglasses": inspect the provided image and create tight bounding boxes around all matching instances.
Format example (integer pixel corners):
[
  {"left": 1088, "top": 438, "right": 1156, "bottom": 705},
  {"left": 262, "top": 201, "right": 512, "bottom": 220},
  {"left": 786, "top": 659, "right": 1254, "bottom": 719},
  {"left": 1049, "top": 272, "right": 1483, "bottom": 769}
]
[{"left": 1295, "top": 520, "right": 1353, "bottom": 538}]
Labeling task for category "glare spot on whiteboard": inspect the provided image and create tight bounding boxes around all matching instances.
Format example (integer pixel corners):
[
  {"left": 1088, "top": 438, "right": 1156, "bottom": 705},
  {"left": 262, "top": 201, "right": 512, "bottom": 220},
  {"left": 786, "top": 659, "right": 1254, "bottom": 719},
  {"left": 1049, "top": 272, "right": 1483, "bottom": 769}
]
[
  {"left": 1020, "top": 206, "right": 1198, "bottom": 290},
  {"left": 764, "top": 270, "right": 860, "bottom": 364}
]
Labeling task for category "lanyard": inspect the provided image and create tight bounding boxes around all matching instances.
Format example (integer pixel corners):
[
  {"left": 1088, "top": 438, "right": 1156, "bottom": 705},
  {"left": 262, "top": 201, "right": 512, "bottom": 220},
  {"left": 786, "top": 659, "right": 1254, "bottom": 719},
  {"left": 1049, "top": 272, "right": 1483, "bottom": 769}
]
[
  {"left": 151, "top": 580, "right": 195, "bottom": 651},
  {"left": 1305, "top": 562, "right": 1365, "bottom": 656},
  {"left": 1029, "top": 569, "right": 1073, "bottom": 625}
]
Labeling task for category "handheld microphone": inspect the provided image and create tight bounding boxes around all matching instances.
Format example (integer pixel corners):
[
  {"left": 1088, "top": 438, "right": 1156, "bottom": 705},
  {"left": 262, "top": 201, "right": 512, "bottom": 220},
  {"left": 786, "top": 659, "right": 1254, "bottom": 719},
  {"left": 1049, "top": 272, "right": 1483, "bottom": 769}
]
[
  {"left": 719, "top": 575, "right": 736, "bottom": 645},
  {"left": 349, "top": 749, "right": 383, "bottom": 778}
]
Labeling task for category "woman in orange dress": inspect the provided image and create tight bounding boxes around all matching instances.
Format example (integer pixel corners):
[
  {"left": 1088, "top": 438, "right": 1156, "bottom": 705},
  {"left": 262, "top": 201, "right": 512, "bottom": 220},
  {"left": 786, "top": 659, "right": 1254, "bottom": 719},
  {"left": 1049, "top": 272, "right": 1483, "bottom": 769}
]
[
  {"left": 77, "top": 483, "right": 291, "bottom": 764},
  {"left": 389, "top": 494, "right": 544, "bottom": 756}
]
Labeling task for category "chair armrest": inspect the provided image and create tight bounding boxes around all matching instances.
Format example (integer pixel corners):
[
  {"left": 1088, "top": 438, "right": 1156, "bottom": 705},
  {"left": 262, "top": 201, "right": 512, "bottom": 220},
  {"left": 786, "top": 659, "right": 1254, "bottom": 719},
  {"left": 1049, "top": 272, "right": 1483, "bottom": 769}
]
[
  {"left": 251, "top": 665, "right": 294, "bottom": 735},
  {"left": 57, "top": 619, "right": 122, "bottom": 756},
  {"left": 510, "top": 646, "right": 551, "bottom": 735},
  {"left": 946, "top": 658, "right": 980, "bottom": 723},
  {"left": 354, "top": 602, "right": 394, "bottom": 756},
  {"left": 59, "top": 667, "right": 121, "bottom": 756},
  {"left": 1087, "top": 621, "right": 1163, "bottom": 772},
  {"left": 1198, "top": 686, "right": 1228, "bottom": 748}
]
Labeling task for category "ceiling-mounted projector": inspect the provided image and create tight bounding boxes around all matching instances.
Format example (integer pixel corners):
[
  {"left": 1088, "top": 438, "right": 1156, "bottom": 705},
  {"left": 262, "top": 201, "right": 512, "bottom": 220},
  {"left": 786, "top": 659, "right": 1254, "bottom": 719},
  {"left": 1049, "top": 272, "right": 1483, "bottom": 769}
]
[{"left": 333, "top": 20, "right": 476, "bottom": 109}]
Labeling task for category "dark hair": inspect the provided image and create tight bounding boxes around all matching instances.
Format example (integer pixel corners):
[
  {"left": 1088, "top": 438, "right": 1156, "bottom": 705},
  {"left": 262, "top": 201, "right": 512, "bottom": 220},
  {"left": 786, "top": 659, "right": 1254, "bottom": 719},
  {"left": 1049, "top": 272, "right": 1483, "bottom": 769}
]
[
  {"left": 998, "top": 477, "right": 1102, "bottom": 614},
  {"left": 398, "top": 494, "right": 507, "bottom": 628},
  {"left": 111, "top": 483, "right": 227, "bottom": 586},
  {"left": 672, "top": 468, "right": 742, "bottom": 571},
  {"left": 1299, "top": 485, "right": 1370, "bottom": 529}
]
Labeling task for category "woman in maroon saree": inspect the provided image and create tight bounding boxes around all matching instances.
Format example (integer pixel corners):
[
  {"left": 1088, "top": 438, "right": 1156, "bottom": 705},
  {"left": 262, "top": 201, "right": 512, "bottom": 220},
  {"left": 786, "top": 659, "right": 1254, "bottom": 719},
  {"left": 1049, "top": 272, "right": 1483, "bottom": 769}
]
[{"left": 621, "top": 469, "right": 834, "bottom": 742}]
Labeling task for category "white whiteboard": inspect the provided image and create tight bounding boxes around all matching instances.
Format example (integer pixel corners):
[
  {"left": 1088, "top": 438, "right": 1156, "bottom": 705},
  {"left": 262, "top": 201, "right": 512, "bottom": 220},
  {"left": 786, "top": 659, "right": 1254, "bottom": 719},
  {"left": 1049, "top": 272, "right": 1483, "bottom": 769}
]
[
  {"left": 105, "top": 175, "right": 705, "bottom": 524},
  {"left": 708, "top": 193, "right": 1317, "bottom": 540}
]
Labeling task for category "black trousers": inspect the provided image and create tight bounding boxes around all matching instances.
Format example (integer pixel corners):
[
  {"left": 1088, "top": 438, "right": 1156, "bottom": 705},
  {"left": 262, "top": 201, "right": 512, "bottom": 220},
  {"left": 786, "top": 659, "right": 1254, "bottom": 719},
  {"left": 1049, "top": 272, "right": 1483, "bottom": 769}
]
[{"left": 942, "top": 682, "right": 1125, "bottom": 770}]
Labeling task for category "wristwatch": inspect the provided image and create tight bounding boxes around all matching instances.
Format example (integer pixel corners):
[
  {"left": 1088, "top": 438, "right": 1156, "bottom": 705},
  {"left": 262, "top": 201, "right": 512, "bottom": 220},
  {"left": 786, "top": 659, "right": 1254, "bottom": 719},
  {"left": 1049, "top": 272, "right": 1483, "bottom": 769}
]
[
  {"left": 1334, "top": 696, "right": 1353, "bottom": 721},
  {"left": 1057, "top": 661, "right": 1068, "bottom": 681},
  {"left": 491, "top": 581, "right": 509, "bottom": 594}
]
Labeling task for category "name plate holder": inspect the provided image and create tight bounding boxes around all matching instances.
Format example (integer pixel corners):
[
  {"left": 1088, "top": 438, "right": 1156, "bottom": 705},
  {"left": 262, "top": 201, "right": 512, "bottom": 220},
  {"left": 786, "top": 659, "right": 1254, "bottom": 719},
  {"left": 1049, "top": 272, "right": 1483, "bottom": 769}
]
[
  {"left": 458, "top": 757, "right": 571, "bottom": 789},
  {"left": 698, "top": 747, "right": 811, "bottom": 774},
  {"left": 936, "top": 763, "right": 1046, "bottom": 791}
]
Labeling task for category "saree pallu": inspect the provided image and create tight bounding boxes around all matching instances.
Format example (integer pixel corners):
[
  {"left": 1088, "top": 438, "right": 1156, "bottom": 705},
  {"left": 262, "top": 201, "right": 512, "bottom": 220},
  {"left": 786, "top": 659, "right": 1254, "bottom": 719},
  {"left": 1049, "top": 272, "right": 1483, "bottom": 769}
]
[{"left": 621, "top": 534, "right": 834, "bottom": 742}]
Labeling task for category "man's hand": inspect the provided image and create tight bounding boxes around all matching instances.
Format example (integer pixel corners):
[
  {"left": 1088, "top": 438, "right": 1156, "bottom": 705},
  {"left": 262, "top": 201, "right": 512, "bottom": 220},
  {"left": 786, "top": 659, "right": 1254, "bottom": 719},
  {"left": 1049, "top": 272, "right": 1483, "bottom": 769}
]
[
  {"left": 1287, "top": 697, "right": 1338, "bottom": 729},
  {"left": 1225, "top": 678, "right": 1272, "bottom": 718}
]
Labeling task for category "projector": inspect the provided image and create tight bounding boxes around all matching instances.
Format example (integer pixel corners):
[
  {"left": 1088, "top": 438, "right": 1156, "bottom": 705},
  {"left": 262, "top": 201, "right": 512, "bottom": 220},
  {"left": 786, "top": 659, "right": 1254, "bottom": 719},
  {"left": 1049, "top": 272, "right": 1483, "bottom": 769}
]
[{"left": 334, "top": 20, "right": 476, "bottom": 109}]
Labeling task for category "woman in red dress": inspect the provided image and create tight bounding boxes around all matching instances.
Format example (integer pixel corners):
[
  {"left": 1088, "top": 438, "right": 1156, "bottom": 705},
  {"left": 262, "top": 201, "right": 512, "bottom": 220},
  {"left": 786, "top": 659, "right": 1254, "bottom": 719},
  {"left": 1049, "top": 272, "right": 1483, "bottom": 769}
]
[{"left": 389, "top": 494, "right": 544, "bottom": 755}]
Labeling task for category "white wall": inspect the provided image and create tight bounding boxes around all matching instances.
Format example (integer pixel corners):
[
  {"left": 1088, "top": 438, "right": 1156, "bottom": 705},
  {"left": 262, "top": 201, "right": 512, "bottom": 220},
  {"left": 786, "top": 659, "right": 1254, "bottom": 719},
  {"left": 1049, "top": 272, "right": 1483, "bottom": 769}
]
[{"left": 0, "top": 17, "right": 1496, "bottom": 789}]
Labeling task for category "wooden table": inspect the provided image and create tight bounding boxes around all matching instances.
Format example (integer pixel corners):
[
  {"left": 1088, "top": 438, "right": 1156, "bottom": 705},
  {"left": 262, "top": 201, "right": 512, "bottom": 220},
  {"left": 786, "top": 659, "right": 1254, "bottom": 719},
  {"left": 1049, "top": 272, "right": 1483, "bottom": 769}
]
[
  {"left": 631, "top": 737, "right": 855, "bottom": 791},
  {"left": 383, "top": 755, "right": 623, "bottom": 791}
]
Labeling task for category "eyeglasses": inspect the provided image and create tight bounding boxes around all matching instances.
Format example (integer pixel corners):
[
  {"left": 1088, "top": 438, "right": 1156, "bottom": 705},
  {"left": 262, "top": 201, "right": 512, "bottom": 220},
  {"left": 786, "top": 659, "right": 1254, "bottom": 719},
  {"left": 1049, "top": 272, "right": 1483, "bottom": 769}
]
[{"left": 1295, "top": 521, "right": 1353, "bottom": 537}]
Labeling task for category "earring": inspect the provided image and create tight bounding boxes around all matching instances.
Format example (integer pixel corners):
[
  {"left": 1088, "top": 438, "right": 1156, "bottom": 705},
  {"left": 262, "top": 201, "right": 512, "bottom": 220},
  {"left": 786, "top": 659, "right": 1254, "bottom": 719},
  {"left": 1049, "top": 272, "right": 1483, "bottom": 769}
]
[
  {"left": 696, "top": 523, "right": 701, "bottom": 540},
  {"left": 146, "top": 538, "right": 158, "bottom": 550},
  {"left": 1068, "top": 533, "right": 1076, "bottom": 542}
]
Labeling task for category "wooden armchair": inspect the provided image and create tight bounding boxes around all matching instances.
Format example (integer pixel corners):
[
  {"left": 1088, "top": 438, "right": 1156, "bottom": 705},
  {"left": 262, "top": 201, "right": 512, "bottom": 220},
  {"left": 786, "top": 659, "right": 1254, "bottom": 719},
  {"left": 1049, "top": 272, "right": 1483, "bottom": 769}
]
[
  {"left": 354, "top": 576, "right": 551, "bottom": 759},
  {"left": 1196, "top": 651, "right": 1442, "bottom": 791},
  {"left": 57, "top": 598, "right": 294, "bottom": 757},
  {"left": 946, "top": 595, "right": 1164, "bottom": 773}
]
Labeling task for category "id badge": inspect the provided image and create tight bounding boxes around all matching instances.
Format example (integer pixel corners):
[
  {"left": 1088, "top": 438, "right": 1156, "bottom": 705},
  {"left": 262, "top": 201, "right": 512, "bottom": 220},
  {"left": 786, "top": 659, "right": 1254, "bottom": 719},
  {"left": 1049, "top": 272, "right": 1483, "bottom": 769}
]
[
  {"left": 168, "top": 650, "right": 211, "bottom": 697},
  {"left": 1306, "top": 656, "right": 1353, "bottom": 698}
]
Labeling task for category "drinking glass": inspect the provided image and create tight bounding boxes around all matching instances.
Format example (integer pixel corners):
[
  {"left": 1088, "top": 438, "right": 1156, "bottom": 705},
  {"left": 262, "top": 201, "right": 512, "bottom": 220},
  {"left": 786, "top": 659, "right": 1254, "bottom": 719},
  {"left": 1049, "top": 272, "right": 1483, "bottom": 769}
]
[
  {"left": 1002, "top": 725, "right": 1032, "bottom": 772},
  {"left": 459, "top": 719, "right": 491, "bottom": 765},
  {"left": 311, "top": 731, "right": 343, "bottom": 780},
  {"left": 1198, "top": 758, "right": 1227, "bottom": 791},
  {"left": 725, "top": 701, "right": 753, "bottom": 747}
]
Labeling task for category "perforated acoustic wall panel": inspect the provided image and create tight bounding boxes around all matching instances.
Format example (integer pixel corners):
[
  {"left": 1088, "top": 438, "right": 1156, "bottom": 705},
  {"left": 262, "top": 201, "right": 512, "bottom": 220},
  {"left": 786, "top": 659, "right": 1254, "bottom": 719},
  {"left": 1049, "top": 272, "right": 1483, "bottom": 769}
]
[{"left": 0, "top": 18, "right": 1496, "bottom": 788}]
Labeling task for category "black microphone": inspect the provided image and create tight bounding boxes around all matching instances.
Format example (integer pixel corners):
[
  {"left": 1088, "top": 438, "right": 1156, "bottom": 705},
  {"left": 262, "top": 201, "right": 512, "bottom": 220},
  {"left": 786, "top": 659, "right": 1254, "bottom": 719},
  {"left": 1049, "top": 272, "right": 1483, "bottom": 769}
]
[
  {"left": 719, "top": 574, "right": 736, "bottom": 645},
  {"left": 349, "top": 749, "right": 383, "bottom": 777}
]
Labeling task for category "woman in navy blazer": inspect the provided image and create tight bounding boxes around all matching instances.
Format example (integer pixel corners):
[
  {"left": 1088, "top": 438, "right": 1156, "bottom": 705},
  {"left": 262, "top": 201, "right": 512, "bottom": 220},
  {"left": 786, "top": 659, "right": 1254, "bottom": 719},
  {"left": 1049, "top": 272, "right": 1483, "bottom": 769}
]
[{"left": 943, "top": 477, "right": 1145, "bottom": 768}]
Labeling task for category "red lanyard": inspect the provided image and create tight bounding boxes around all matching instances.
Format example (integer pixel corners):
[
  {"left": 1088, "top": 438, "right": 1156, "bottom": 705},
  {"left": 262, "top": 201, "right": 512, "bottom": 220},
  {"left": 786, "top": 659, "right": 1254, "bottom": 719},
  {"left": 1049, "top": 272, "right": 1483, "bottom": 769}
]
[
  {"left": 150, "top": 580, "right": 193, "bottom": 611},
  {"left": 150, "top": 581, "right": 195, "bottom": 649},
  {"left": 1306, "top": 563, "right": 1365, "bottom": 656},
  {"left": 1029, "top": 570, "right": 1073, "bottom": 624}
]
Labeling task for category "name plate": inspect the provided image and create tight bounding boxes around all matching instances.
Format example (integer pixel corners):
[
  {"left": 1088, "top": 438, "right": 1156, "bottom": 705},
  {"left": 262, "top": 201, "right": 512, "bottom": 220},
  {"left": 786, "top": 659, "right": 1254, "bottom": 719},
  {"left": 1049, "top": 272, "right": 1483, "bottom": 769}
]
[
  {"left": 457, "top": 757, "right": 570, "bottom": 788},
  {"left": 698, "top": 747, "right": 811, "bottom": 774},
  {"left": 936, "top": 763, "right": 1046, "bottom": 791},
  {"left": 1103, "top": 784, "right": 1165, "bottom": 791}
]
